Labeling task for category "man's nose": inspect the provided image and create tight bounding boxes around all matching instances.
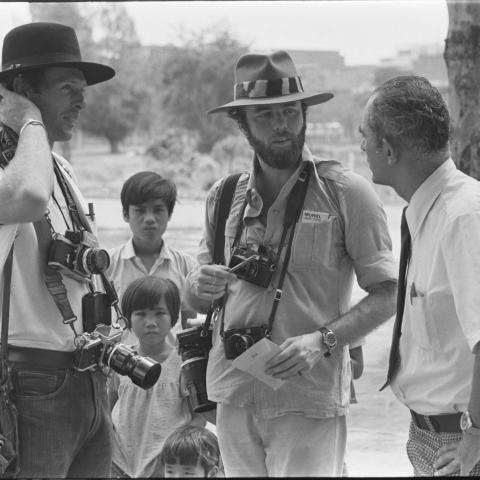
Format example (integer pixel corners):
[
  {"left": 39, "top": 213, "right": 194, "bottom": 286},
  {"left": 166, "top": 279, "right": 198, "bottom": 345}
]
[
  {"left": 73, "top": 89, "right": 86, "bottom": 111},
  {"left": 272, "top": 111, "right": 288, "bottom": 131}
]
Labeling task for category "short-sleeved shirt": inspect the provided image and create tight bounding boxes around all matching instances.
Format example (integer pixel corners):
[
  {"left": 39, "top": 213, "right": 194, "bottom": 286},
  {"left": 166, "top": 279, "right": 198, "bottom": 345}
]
[
  {"left": 0, "top": 151, "right": 92, "bottom": 351},
  {"left": 109, "top": 344, "right": 191, "bottom": 478},
  {"left": 391, "top": 159, "right": 480, "bottom": 415},
  {"left": 190, "top": 145, "right": 396, "bottom": 418},
  {"left": 107, "top": 237, "right": 196, "bottom": 306}
]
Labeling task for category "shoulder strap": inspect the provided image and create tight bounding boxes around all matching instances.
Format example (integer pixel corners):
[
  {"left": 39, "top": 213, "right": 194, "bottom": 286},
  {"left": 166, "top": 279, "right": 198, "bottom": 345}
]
[
  {"left": 1, "top": 244, "right": 14, "bottom": 383},
  {"left": 212, "top": 173, "right": 242, "bottom": 265}
]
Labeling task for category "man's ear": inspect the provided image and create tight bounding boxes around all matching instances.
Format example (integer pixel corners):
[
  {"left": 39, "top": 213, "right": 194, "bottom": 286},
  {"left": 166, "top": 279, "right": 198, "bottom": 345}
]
[
  {"left": 123, "top": 208, "right": 129, "bottom": 222},
  {"left": 207, "top": 465, "right": 220, "bottom": 478},
  {"left": 383, "top": 138, "right": 398, "bottom": 166},
  {"left": 12, "top": 75, "right": 32, "bottom": 98}
]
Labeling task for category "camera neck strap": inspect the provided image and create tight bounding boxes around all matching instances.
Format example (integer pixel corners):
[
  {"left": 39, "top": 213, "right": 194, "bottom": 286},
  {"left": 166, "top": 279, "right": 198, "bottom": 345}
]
[
  {"left": 1, "top": 244, "right": 14, "bottom": 384},
  {"left": 219, "top": 161, "right": 312, "bottom": 337}
]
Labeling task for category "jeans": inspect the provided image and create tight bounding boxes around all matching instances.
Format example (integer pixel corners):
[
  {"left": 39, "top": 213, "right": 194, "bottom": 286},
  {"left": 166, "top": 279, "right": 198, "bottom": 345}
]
[
  {"left": 11, "top": 363, "right": 113, "bottom": 478},
  {"left": 216, "top": 403, "right": 346, "bottom": 477}
]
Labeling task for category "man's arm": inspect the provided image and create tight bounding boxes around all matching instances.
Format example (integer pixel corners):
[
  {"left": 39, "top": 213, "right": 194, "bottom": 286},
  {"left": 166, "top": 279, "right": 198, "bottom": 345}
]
[
  {"left": 0, "top": 84, "right": 53, "bottom": 224},
  {"left": 265, "top": 280, "right": 396, "bottom": 379}
]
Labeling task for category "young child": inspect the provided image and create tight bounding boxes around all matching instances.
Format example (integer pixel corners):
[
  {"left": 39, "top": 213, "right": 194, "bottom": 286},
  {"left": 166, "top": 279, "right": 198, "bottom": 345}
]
[
  {"left": 160, "top": 425, "right": 223, "bottom": 478},
  {"left": 108, "top": 276, "right": 204, "bottom": 478},
  {"left": 106, "top": 171, "right": 196, "bottom": 328}
]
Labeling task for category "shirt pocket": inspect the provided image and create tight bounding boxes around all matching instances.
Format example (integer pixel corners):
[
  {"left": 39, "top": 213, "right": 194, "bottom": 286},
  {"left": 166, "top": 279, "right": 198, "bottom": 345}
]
[
  {"left": 408, "top": 289, "right": 438, "bottom": 350},
  {"left": 291, "top": 214, "right": 336, "bottom": 268}
]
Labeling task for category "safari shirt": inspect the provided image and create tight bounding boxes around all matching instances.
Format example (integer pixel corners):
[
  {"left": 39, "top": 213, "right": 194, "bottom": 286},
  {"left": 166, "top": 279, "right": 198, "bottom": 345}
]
[{"left": 189, "top": 145, "right": 396, "bottom": 418}]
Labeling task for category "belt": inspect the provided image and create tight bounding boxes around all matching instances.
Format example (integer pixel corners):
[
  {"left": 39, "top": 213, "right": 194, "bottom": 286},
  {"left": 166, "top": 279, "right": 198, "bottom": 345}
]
[
  {"left": 7, "top": 346, "right": 75, "bottom": 369},
  {"left": 410, "top": 410, "right": 461, "bottom": 433}
]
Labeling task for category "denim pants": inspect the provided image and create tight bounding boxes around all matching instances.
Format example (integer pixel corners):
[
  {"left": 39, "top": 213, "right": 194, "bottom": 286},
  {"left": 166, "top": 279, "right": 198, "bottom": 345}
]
[
  {"left": 216, "top": 403, "right": 347, "bottom": 477},
  {"left": 11, "top": 363, "right": 113, "bottom": 478}
]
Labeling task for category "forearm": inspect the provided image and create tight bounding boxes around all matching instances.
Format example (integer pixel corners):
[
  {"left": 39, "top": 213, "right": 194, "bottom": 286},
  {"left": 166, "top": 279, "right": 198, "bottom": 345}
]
[
  {"left": 0, "top": 124, "right": 52, "bottom": 223},
  {"left": 468, "top": 351, "right": 480, "bottom": 425},
  {"left": 330, "top": 280, "right": 397, "bottom": 347}
]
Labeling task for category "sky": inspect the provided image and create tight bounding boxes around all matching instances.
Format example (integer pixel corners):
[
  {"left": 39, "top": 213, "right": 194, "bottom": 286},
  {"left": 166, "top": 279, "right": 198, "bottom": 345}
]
[{"left": 0, "top": 1, "right": 449, "bottom": 66}]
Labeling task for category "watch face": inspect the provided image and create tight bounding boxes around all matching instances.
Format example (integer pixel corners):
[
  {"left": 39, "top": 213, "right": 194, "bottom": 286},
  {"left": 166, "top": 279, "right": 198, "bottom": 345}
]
[
  {"left": 461, "top": 411, "right": 472, "bottom": 431},
  {"left": 325, "top": 332, "right": 336, "bottom": 347}
]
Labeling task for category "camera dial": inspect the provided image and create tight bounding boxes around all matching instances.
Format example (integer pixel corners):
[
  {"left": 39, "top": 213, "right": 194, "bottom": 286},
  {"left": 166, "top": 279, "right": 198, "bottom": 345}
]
[{"left": 81, "top": 247, "right": 110, "bottom": 275}]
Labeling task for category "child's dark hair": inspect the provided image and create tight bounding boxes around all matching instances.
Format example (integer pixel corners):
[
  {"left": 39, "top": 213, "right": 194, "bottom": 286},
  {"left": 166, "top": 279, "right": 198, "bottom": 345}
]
[
  {"left": 121, "top": 171, "right": 177, "bottom": 216},
  {"left": 159, "top": 425, "right": 221, "bottom": 474},
  {"left": 121, "top": 276, "right": 180, "bottom": 329}
]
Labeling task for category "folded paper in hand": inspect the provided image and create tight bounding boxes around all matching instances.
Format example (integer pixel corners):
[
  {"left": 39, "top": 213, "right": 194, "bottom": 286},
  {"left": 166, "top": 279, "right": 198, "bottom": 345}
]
[{"left": 231, "top": 337, "right": 285, "bottom": 390}]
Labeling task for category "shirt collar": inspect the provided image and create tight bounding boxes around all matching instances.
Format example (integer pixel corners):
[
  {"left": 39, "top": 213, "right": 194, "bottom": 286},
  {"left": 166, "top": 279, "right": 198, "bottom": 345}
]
[
  {"left": 406, "top": 158, "right": 457, "bottom": 239},
  {"left": 121, "top": 236, "right": 173, "bottom": 263}
]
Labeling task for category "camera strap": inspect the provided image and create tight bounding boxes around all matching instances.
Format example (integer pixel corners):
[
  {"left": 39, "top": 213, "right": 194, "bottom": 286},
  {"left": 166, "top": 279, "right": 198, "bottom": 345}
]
[
  {"left": 1, "top": 244, "right": 14, "bottom": 384},
  {"left": 219, "top": 161, "right": 312, "bottom": 337}
]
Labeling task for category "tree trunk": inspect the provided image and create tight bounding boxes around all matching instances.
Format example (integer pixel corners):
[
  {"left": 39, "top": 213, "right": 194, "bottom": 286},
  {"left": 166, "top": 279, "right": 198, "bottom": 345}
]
[
  {"left": 109, "top": 139, "right": 120, "bottom": 154},
  {"left": 444, "top": 1, "right": 480, "bottom": 180}
]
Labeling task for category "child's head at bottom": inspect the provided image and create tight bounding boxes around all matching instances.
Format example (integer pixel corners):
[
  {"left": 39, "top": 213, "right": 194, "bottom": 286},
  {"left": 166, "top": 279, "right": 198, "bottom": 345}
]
[{"left": 160, "top": 424, "right": 222, "bottom": 478}]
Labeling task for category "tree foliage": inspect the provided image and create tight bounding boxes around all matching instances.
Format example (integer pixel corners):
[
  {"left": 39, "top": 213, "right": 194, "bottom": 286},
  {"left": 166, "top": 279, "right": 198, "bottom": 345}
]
[
  {"left": 30, "top": 3, "right": 146, "bottom": 154},
  {"left": 161, "top": 30, "right": 248, "bottom": 153}
]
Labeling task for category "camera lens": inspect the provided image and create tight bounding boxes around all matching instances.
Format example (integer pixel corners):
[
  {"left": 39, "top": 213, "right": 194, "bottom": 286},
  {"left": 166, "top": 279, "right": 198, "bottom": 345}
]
[
  {"left": 105, "top": 343, "right": 161, "bottom": 389},
  {"left": 230, "top": 333, "right": 254, "bottom": 356},
  {"left": 81, "top": 248, "right": 110, "bottom": 274}
]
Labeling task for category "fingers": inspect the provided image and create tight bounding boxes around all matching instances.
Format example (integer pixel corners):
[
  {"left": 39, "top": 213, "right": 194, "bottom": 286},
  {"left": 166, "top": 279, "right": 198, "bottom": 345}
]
[
  {"left": 434, "top": 459, "right": 460, "bottom": 476},
  {"left": 191, "top": 264, "right": 235, "bottom": 300},
  {"left": 434, "top": 442, "right": 460, "bottom": 476}
]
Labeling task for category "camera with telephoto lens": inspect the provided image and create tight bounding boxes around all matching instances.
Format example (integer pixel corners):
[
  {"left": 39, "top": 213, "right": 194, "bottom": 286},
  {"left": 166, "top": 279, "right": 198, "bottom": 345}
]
[
  {"left": 228, "top": 246, "right": 276, "bottom": 288},
  {"left": 74, "top": 324, "right": 161, "bottom": 390},
  {"left": 223, "top": 325, "right": 270, "bottom": 360},
  {"left": 177, "top": 326, "right": 216, "bottom": 413},
  {"left": 48, "top": 230, "right": 110, "bottom": 280}
]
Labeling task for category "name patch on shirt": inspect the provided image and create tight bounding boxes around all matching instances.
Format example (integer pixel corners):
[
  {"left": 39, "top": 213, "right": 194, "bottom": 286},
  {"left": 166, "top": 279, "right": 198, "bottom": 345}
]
[{"left": 302, "top": 210, "right": 331, "bottom": 224}]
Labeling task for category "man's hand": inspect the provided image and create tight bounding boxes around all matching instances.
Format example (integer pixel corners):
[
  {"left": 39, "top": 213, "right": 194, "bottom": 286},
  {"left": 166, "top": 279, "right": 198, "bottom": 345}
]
[
  {"left": 0, "top": 84, "right": 42, "bottom": 133},
  {"left": 264, "top": 331, "right": 326, "bottom": 379},
  {"left": 189, "top": 264, "right": 236, "bottom": 301},
  {"left": 434, "top": 434, "right": 480, "bottom": 476}
]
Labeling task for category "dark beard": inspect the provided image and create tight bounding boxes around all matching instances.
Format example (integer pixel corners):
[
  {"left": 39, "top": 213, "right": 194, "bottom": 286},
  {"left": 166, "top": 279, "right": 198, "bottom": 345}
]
[{"left": 246, "top": 123, "right": 306, "bottom": 170}]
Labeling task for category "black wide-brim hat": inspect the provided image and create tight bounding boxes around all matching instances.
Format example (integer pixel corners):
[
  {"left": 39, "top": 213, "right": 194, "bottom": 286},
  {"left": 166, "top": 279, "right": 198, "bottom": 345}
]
[
  {"left": 208, "top": 50, "right": 333, "bottom": 114},
  {"left": 0, "top": 22, "right": 115, "bottom": 86}
]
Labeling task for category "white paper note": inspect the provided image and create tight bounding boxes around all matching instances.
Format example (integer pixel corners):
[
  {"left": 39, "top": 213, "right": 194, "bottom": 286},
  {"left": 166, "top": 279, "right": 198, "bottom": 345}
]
[{"left": 231, "top": 337, "right": 285, "bottom": 390}]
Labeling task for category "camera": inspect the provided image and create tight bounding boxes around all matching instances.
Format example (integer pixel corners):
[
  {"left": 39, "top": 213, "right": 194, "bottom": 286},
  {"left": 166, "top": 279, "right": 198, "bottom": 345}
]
[
  {"left": 177, "top": 326, "right": 216, "bottom": 413},
  {"left": 82, "top": 291, "right": 111, "bottom": 333},
  {"left": 228, "top": 246, "right": 276, "bottom": 288},
  {"left": 74, "top": 324, "right": 161, "bottom": 390},
  {"left": 223, "top": 326, "right": 270, "bottom": 360},
  {"left": 48, "top": 230, "right": 110, "bottom": 281}
]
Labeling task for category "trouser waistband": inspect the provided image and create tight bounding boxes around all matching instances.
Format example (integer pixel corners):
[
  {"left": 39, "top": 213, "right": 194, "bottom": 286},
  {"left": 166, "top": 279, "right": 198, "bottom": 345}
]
[
  {"left": 410, "top": 410, "right": 461, "bottom": 433},
  {"left": 7, "top": 345, "right": 76, "bottom": 369}
]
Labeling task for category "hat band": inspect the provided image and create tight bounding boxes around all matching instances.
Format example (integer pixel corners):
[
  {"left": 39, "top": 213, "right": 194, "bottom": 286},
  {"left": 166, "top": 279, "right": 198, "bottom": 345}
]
[
  {"left": 2, "top": 52, "right": 82, "bottom": 72},
  {"left": 234, "top": 76, "right": 304, "bottom": 100}
]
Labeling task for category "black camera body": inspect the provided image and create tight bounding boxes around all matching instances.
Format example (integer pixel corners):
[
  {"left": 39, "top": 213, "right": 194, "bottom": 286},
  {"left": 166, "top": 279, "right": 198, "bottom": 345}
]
[
  {"left": 74, "top": 324, "right": 161, "bottom": 390},
  {"left": 48, "top": 230, "right": 110, "bottom": 281},
  {"left": 82, "top": 291, "right": 112, "bottom": 333},
  {"left": 223, "top": 325, "right": 270, "bottom": 360},
  {"left": 177, "top": 326, "right": 216, "bottom": 413},
  {"left": 228, "top": 246, "right": 276, "bottom": 288}
]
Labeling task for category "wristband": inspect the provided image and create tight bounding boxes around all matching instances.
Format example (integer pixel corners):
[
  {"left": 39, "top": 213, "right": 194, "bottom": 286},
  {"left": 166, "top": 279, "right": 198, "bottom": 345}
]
[{"left": 19, "top": 119, "right": 46, "bottom": 137}]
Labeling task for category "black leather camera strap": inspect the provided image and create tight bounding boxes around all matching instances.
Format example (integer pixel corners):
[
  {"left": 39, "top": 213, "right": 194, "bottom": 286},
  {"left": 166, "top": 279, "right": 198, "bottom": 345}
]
[
  {"left": 202, "top": 172, "right": 243, "bottom": 335},
  {"left": 1, "top": 245, "right": 14, "bottom": 384}
]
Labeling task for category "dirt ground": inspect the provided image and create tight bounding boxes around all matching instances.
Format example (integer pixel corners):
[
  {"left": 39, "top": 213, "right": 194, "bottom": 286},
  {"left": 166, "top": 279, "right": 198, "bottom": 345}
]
[{"left": 96, "top": 198, "right": 412, "bottom": 477}]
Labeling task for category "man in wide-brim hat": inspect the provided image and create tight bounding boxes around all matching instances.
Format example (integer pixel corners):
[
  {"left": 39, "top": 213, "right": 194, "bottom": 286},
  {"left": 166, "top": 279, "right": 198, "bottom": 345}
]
[
  {"left": 184, "top": 50, "right": 398, "bottom": 476},
  {"left": 0, "top": 22, "right": 115, "bottom": 478}
]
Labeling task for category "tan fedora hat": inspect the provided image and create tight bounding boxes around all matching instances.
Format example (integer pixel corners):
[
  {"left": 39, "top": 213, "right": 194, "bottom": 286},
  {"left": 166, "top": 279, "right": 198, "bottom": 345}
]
[
  {"left": 0, "top": 22, "right": 115, "bottom": 86},
  {"left": 208, "top": 50, "right": 333, "bottom": 114}
]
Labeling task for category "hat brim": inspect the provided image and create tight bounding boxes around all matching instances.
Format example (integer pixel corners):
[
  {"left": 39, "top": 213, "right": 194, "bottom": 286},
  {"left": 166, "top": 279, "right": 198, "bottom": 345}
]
[
  {"left": 0, "top": 61, "right": 115, "bottom": 86},
  {"left": 208, "top": 91, "right": 334, "bottom": 114}
]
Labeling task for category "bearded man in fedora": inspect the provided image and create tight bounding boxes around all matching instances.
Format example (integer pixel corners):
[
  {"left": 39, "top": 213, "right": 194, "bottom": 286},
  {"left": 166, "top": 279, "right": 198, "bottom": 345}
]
[
  {"left": 0, "top": 23, "right": 115, "bottom": 477},
  {"left": 183, "top": 50, "right": 398, "bottom": 476}
]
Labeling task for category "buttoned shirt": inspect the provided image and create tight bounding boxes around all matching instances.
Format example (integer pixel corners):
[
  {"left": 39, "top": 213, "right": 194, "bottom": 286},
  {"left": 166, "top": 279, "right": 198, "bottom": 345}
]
[
  {"left": 0, "top": 152, "right": 92, "bottom": 351},
  {"left": 190, "top": 145, "right": 396, "bottom": 418},
  {"left": 106, "top": 237, "right": 196, "bottom": 313},
  {"left": 391, "top": 159, "right": 480, "bottom": 415}
]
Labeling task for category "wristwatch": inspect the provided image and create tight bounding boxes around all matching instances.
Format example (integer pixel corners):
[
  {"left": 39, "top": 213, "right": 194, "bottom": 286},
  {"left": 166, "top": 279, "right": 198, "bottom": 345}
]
[
  {"left": 460, "top": 411, "right": 480, "bottom": 436},
  {"left": 318, "top": 327, "right": 337, "bottom": 357}
]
